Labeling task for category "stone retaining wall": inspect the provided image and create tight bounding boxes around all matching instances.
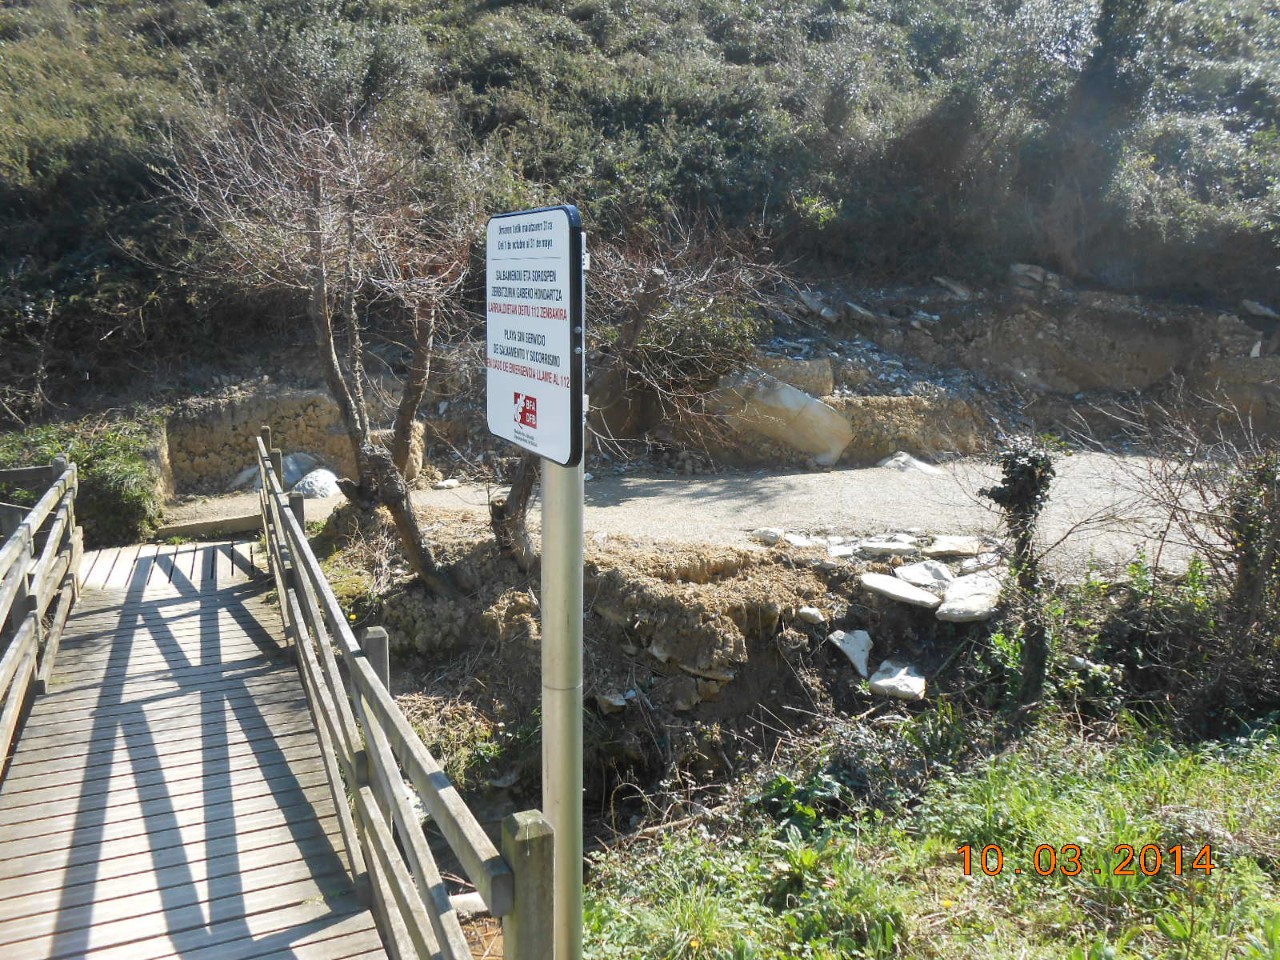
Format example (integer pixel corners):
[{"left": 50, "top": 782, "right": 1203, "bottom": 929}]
[{"left": 167, "top": 388, "right": 356, "bottom": 493}]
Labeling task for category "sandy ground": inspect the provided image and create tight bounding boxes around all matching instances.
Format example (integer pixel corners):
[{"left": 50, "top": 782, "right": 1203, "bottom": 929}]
[{"left": 164, "top": 452, "right": 1196, "bottom": 576}]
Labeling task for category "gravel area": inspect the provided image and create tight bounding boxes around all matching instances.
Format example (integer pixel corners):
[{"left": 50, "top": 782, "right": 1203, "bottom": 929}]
[{"left": 163, "top": 451, "right": 1195, "bottom": 576}]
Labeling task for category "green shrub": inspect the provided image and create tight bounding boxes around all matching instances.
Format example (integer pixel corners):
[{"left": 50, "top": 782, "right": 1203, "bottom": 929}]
[{"left": 0, "top": 412, "right": 166, "bottom": 548}]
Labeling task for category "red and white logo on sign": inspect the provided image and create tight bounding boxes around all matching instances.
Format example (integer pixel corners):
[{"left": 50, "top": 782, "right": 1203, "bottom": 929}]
[{"left": 514, "top": 393, "right": 538, "bottom": 429}]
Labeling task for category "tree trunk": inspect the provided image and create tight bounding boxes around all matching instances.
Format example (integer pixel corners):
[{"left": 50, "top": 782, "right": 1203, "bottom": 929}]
[
  {"left": 364, "top": 443, "right": 455, "bottom": 596},
  {"left": 307, "top": 181, "right": 372, "bottom": 496},
  {"left": 392, "top": 304, "right": 435, "bottom": 475},
  {"left": 489, "top": 452, "right": 540, "bottom": 571}
]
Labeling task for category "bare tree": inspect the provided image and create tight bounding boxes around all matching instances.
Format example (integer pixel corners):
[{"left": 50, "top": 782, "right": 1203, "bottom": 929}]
[
  {"left": 489, "top": 221, "right": 776, "bottom": 569},
  {"left": 163, "top": 91, "right": 479, "bottom": 594}
]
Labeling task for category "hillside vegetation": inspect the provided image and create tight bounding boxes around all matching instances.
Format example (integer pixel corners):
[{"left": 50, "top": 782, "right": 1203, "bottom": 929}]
[{"left": 2, "top": 0, "right": 1278, "bottom": 419}]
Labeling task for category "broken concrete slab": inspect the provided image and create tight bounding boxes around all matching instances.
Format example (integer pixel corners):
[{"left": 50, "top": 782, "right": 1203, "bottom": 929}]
[
  {"left": 828, "top": 629, "right": 872, "bottom": 678},
  {"left": 712, "top": 370, "right": 854, "bottom": 466},
  {"left": 936, "top": 573, "right": 1003, "bottom": 622},
  {"left": 921, "top": 535, "right": 984, "bottom": 559},
  {"left": 869, "top": 659, "right": 926, "bottom": 700},
  {"left": 859, "top": 533, "right": 920, "bottom": 557},
  {"left": 860, "top": 572, "right": 942, "bottom": 609},
  {"left": 894, "top": 560, "right": 955, "bottom": 592}
]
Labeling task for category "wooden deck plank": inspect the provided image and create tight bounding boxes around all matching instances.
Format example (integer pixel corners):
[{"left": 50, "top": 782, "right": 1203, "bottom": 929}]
[
  {"left": 0, "top": 770, "right": 333, "bottom": 862},
  {"left": 0, "top": 864, "right": 357, "bottom": 958},
  {"left": 11, "top": 687, "right": 311, "bottom": 760},
  {"left": 20, "top": 669, "right": 299, "bottom": 725},
  {"left": 48, "top": 641, "right": 288, "bottom": 686},
  {"left": 0, "top": 820, "right": 344, "bottom": 924},
  {"left": 0, "top": 801, "right": 338, "bottom": 894},
  {"left": 12, "top": 679, "right": 307, "bottom": 746},
  {"left": 0, "top": 719, "right": 321, "bottom": 794},
  {"left": 83, "top": 898, "right": 377, "bottom": 960},
  {"left": 0, "top": 743, "right": 325, "bottom": 824},
  {"left": 103, "top": 544, "right": 141, "bottom": 591},
  {"left": 232, "top": 540, "right": 265, "bottom": 583},
  {"left": 0, "top": 558, "right": 387, "bottom": 960}
]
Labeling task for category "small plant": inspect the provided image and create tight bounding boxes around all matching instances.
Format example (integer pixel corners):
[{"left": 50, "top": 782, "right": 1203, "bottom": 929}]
[{"left": 981, "top": 437, "right": 1058, "bottom": 708}]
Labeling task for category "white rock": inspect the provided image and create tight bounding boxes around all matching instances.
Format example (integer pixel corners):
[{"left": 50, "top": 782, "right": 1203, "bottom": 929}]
[
  {"left": 231, "top": 452, "right": 322, "bottom": 492},
  {"left": 827, "top": 543, "right": 857, "bottom": 558},
  {"left": 869, "top": 659, "right": 927, "bottom": 700},
  {"left": 922, "top": 536, "right": 984, "bottom": 559},
  {"left": 936, "top": 574, "right": 1003, "bottom": 622},
  {"left": 829, "top": 629, "right": 872, "bottom": 678},
  {"left": 798, "top": 290, "right": 828, "bottom": 315},
  {"left": 1066, "top": 655, "right": 1103, "bottom": 673},
  {"left": 584, "top": 472, "right": 594, "bottom": 482},
  {"left": 876, "top": 451, "right": 942, "bottom": 475},
  {"left": 797, "top": 606, "right": 826, "bottom": 624},
  {"left": 1242, "top": 299, "right": 1279, "bottom": 320},
  {"left": 934, "top": 276, "right": 971, "bottom": 300},
  {"left": 860, "top": 572, "right": 942, "bottom": 609},
  {"left": 859, "top": 533, "right": 919, "bottom": 557},
  {"left": 894, "top": 560, "right": 955, "bottom": 592},
  {"left": 958, "top": 553, "right": 1003, "bottom": 575},
  {"left": 596, "top": 692, "right": 628, "bottom": 714},
  {"left": 432, "top": 478, "right": 461, "bottom": 490},
  {"left": 751, "top": 527, "right": 785, "bottom": 545},
  {"left": 712, "top": 371, "right": 853, "bottom": 466},
  {"left": 843, "top": 301, "right": 877, "bottom": 320},
  {"left": 292, "top": 469, "right": 340, "bottom": 499},
  {"left": 784, "top": 533, "right": 816, "bottom": 548}
]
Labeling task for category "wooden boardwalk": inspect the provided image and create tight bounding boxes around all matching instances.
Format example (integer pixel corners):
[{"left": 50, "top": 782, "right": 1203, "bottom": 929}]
[{"left": 0, "top": 541, "right": 388, "bottom": 960}]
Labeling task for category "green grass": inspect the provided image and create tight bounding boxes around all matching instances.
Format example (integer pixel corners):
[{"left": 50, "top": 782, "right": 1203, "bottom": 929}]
[
  {"left": 0, "top": 411, "right": 165, "bottom": 547},
  {"left": 586, "top": 724, "right": 1280, "bottom": 959}
]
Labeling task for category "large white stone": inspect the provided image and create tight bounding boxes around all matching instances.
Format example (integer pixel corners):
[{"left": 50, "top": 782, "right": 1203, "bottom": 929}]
[
  {"left": 876, "top": 451, "right": 942, "bottom": 476},
  {"left": 869, "top": 659, "right": 926, "bottom": 700},
  {"left": 936, "top": 574, "right": 1003, "bottom": 622},
  {"left": 797, "top": 606, "right": 826, "bottom": 624},
  {"left": 828, "top": 629, "right": 872, "bottom": 678},
  {"left": 292, "top": 468, "right": 340, "bottom": 499},
  {"left": 859, "top": 533, "right": 919, "bottom": 557},
  {"left": 922, "top": 536, "right": 984, "bottom": 559},
  {"left": 712, "top": 371, "right": 853, "bottom": 466},
  {"left": 860, "top": 572, "right": 942, "bottom": 609},
  {"left": 1242, "top": 299, "right": 1279, "bottom": 320},
  {"left": 432, "top": 478, "right": 461, "bottom": 490},
  {"left": 959, "top": 553, "right": 1003, "bottom": 575},
  {"left": 750, "top": 527, "right": 785, "bottom": 545},
  {"left": 894, "top": 560, "right": 955, "bottom": 592}
]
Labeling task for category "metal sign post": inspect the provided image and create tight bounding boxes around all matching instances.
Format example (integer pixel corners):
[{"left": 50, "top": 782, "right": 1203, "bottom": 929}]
[
  {"left": 540, "top": 458, "right": 583, "bottom": 960},
  {"left": 485, "top": 204, "right": 586, "bottom": 960}
]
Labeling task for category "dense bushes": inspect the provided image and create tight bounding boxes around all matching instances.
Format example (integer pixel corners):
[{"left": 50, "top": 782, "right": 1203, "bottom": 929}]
[
  {"left": 0, "top": 413, "right": 166, "bottom": 548},
  {"left": 1, "top": 0, "right": 1277, "bottom": 417}
]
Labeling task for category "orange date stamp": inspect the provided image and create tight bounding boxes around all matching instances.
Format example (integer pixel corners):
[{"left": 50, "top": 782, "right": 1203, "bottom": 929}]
[{"left": 957, "top": 843, "right": 1216, "bottom": 877}]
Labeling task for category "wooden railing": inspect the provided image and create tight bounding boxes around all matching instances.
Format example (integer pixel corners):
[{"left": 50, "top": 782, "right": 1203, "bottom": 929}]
[
  {"left": 0, "top": 459, "right": 83, "bottom": 771},
  {"left": 254, "top": 429, "right": 554, "bottom": 960}
]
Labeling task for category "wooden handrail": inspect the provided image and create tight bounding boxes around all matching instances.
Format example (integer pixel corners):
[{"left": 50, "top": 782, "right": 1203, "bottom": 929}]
[
  {"left": 0, "top": 460, "right": 84, "bottom": 775},
  {"left": 254, "top": 432, "right": 554, "bottom": 960}
]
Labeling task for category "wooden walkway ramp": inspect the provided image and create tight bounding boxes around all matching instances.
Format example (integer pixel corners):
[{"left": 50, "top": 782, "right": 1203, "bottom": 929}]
[{"left": 0, "top": 541, "right": 388, "bottom": 960}]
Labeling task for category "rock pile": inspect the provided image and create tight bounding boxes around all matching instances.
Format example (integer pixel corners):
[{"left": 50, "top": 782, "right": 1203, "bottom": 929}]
[{"left": 749, "top": 524, "right": 1007, "bottom": 703}]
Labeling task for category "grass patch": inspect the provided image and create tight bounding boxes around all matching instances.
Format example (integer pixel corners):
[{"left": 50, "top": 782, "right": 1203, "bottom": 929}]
[
  {"left": 0, "top": 410, "right": 165, "bottom": 547},
  {"left": 586, "top": 723, "right": 1280, "bottom": 959}
]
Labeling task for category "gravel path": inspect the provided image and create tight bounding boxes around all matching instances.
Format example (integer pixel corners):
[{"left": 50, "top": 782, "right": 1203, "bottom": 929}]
[{"left": 165, "top": 452, "right": 1195, "bottom": 575}]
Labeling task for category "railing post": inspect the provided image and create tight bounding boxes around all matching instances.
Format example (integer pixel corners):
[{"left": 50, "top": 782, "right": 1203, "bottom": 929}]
[
  {"left": 359, "top": 626, "right": 389, "bottom": 691},
  {"left": 5, "top": 526, "right": 33, "bottom": 636},
  {"left": 289, "top": 491, "right": 306, "bottom": 528},
  {"left": 501, "top": 810, "right": 555, "bottom": 960},
  {"left": 260, "top": 424, "right": 272, "bottom": 455},
  {"left": 271, "top": 448, "right": 285, "bottom": 489}
]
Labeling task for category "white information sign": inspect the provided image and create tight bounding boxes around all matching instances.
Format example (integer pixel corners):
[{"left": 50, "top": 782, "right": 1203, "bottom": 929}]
[{"left": 485, "top": 205, "right": 585, "bottom": 466}]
